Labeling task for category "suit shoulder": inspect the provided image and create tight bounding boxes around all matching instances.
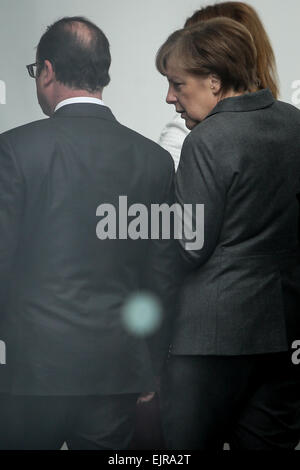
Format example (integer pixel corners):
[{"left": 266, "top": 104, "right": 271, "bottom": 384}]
[
  {"left": 114, "top": 121, "right": 174, "bottom": 171},
  {"left": 188, "top": 98, "right": 300, "bottom": 145},
  {"left": 183, "top": 119, "right": 216, "bottom": 150},
  {"left": 275, "top": 99, "right": 300, "bottom": 118},
  {"left": 0, "top": 118, "right": 53, "bottom": 144}
]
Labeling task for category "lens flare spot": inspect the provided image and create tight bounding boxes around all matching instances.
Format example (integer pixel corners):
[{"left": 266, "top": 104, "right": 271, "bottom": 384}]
[{"left": 122, "top": 293, "right": 162, "bottom": 337}]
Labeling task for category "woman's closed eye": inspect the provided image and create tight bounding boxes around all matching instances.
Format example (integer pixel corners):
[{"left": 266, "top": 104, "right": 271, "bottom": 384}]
[{"left": 173, "top": 82, "right": 183, "bottom": 90}]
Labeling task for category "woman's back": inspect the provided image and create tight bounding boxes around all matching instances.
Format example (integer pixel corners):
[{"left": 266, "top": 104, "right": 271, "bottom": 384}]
[{"left": 174, "top": 90, "right": 300, "bottom": 355}]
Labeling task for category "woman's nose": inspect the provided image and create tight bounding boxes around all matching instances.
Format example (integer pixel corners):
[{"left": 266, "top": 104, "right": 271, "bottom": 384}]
[{"left": 166, "top": 86, "right": 177, "bottom": 105}]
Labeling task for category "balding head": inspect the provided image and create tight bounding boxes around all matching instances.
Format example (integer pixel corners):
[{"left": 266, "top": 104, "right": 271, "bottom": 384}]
[
  {"left": 36, "top": 16, "right": 111, "bottom": 92},
  {"left": 63, "top": 19, "right": 96, "bottom": 47}
]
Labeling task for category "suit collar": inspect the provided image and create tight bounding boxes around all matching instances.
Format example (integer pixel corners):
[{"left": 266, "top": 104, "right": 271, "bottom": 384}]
[
  {"left": 206, "top": 88, "right": 275, "bottom": 119},
  {"left": 54, "top": 97, "right": 106, "bottom": 112},
  {"left": 52, "top": 103, "right": 117, "bottom": 122}
]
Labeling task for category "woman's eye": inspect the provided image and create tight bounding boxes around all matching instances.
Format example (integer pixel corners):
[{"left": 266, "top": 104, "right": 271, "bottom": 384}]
[{"left": 173, "top": 83, "right": 182, "bottom": 90}]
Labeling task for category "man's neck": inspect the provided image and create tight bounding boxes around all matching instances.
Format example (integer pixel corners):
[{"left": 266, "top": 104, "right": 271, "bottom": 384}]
[
  {"left": 54, "top": 96, "right": 106, "bottom": 113},
  {"left": 52, "top": 87, "right": 103, "bottom": 113}
]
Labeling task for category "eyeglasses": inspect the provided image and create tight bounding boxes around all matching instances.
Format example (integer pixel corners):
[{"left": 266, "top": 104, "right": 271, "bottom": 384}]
[{"left": 26, "top": 62, "right": 38, "bottom": 78}]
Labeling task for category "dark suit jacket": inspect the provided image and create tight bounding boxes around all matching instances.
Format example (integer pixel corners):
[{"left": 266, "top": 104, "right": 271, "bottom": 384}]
[
  {"left": 174, "top": 89, "right": 300, "bottom": 355},
  {"left": 0, "top": 103, "right": 178, "bottom": 395}
]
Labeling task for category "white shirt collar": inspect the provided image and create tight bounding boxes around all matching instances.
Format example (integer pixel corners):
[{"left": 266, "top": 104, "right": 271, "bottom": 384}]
[{"left": 54, "top": 97, "right": 106, "bottom": 113}]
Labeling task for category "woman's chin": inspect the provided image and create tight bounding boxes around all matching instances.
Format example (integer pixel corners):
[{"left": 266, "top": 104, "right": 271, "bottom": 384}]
[{"left": 185, "top": 118, "right": 199, "bottom": 130}]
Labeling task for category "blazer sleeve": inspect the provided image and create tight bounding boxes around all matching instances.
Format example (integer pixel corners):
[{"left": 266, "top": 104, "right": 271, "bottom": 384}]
[
  {"left": 176, "top": 132, "right": 227, "bottom": 269},
  {"left": 143, "top": 156, "right": 182, "bottom": 376},
  {"left": 0, "top": 135, "right": 24, "bottom": 309}
]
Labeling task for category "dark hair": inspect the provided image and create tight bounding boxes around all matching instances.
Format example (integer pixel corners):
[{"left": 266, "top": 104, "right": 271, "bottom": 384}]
[
  {"left": 37, "top": 16, "right": 111, "bottom": 92},
  {"left": 156, "top": 17, "right": 258, "bottom": 96},
  {"left": 184, "top": 2, "right": 279, "bottom": 98}
]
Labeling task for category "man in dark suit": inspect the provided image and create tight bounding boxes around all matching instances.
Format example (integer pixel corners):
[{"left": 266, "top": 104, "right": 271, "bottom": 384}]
[{"left": 0, "top": 16, "right": 177, "bottom": 449}]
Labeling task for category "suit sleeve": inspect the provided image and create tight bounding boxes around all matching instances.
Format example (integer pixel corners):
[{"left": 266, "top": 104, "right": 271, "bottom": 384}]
[
  {"left": 0, "top": 135, "right": 24, "bottom": 310},
  {"left": 176, "top": 133, "right": 227, "bottom": 269},
  {"left": 143, "top": 155, "right": 182, "bottom": 376}
]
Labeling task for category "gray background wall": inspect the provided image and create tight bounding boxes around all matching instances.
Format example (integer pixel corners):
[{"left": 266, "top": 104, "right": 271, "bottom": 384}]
[{"left": 0, "top": 0, "right": 300, "bottom": 140}]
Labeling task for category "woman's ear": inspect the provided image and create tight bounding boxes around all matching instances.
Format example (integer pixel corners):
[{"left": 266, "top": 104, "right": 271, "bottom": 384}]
[{"left": 209, "top": 74, "right": 221, "bottom": 95}]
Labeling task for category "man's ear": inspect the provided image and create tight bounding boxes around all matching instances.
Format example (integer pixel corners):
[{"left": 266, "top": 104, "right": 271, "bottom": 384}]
[{"left": 39, "top": 59, "right": 55, "bottom": 87}]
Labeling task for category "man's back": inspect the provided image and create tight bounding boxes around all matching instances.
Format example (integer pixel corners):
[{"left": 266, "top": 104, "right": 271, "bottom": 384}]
[{"left": 0, "top": 103, "right": 176, "bottom": 395}]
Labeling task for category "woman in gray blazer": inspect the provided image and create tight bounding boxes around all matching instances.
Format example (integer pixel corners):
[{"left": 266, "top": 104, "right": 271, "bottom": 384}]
[{"left": 156, "top": 17, "right": 300, "bottom": 450}]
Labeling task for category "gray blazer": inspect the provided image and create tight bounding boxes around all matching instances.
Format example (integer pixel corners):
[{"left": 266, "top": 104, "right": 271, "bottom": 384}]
[{"left": 174, "top": 89, "right": 300, "bottom": 355}]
